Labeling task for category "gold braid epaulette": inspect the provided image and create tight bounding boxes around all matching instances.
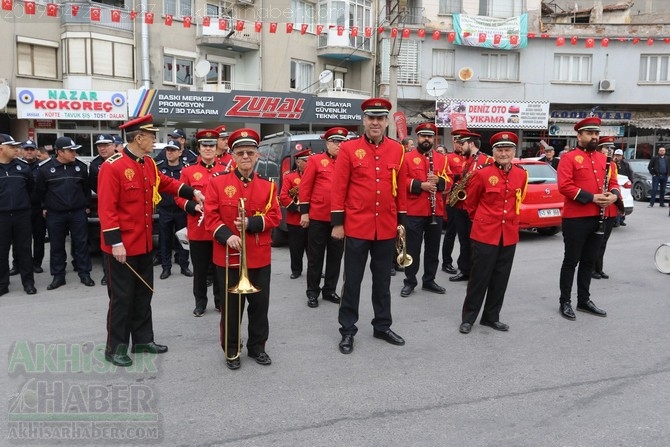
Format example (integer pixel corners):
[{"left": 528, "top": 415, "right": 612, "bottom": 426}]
[{"left": 105, "top": 153, "right": 123, "bottom": 164}]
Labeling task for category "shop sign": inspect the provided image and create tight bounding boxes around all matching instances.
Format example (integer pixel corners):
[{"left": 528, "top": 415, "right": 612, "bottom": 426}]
[
  {"left": 435, "top": 99, "right": 549, "bottom": 129},
  {"left": 550, "top": 110, "right": 632, "bottom": 120},
  {"left": 548, "top": 123, "right": 625, "bottom": 137},
  {"left": 33, "top": 120, "right": 56, "bottom": 129},
  {"left": 16, "top": 89, "right": 128, "bottom": 121}
]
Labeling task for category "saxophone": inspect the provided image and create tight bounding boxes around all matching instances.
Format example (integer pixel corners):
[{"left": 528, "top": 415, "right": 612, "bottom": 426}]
[
  {"left": 288, "top": 185, "right": 300, "bottom": 204},
  {"left": 448, "top": 154, "right": 476, "bottom": 207}
]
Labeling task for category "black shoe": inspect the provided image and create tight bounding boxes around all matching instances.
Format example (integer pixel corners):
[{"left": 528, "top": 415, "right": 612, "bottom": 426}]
[
  {"left": 560, "top": 302, "right": 576, "bottom": 320},
  {"left": 180, "top": 267, "right": 193, "bottom": 277},
  {"left": 576, "top": 300, "right": 607, "bottom": 317},
  {"left": 24, "top": 285, "right": 37, "bottom": 295},
  {"left": 33, "top": 266, "right": 43, "bottom": 274},
  {"left": 422, "top": 281, "right": 446, "bottom": 294},
  {"left": 101, "top": 276, "right": 107, "bottom": 286},
  {"left": 591, "top": 271, "right": 602, "bottom": 279},
  {"left": 373, "top": 329, "right": 405, "bottom": 346},
  {"left": 131, "top": 342, "right": 168, "bottom": 354},
  {"left": 160, "top": 268, "right": 171, "bottom": 279},
  {"left": 80, "top": 276, "right": 95, "bottom": 287},
  {"left": 339, "top": 334, "right": 354, "bottom": 354},
  {"left": 459, "top": 322, "right": 472, "bottom": 334},
  {"left": 307, "top": 296, "right": 319, "bottom": 308},
  {"left": 480, "top": 320, "right": 509, "bottom": 331},
  {"left": 449, "top": 272, "right": 469, "bottom": 282},
  {"left": 400, "top": 284, "right": 415, "bottom": 297},
  {"left": 206, "top": 279, "right": 213, "bottom": 287},
  {"left": 46, "top": 278, "right": 66, "bottom": 290},
  {"left": 226, "top": 358, "right": 241, "bottom": 370},
  {"left": 0, "top": 288, "right": 8, "bottom": 297},
  {"left": 597, "top": 271, "right": 609, "bottom": 279},
  {"left": 620, "top": 222, "right": 627, "bottom": 226},
  {"left": 661, "top": 204, "right": 667, "bottom": 208},
  {"left": 105, "top": 353, "right": 133, "bottom": 367},
  {"left": 648, "top": 204, "right": 654, "bottom": 208},
  {"left": 193, "top": 307, "right": 205, "bottom": 317},
  {"left": 322, "top": 292, "right": 341, "bottom": 304},
  {"left": 9, "top": 267, "right": 19, "bottom": 276},
  {"left": 390, "top": 268, "right": 396, "bottom": 276},
  {"left": 442, "top": 264, "right": 457, "bottom": 274},
  {"left": 248, "top": 351, "right": 272, "bottom": 365},
  {"left": 215, "top": 305, "right": 222, "bottom": 313},
  {"left": 290, "top": 272, "right": 301, "bottom": 279}
]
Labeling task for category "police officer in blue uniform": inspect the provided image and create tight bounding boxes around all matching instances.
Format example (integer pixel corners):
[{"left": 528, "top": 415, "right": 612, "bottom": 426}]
[
  {"left": 36, "top": 137, "right": 95, "bottom": 290},
  {"left": 154, "top": 128, "right": 198, "bottom": 165},
  {"left": 0, "top": 133, "right": 36, "bottom": 296},
  {"left": 89, "top": 134, "right": 118, "bottom": 194}
]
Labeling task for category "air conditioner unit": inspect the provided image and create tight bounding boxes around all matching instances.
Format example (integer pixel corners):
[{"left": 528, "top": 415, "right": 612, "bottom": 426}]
[{"left": 599, "top": 79, "right": 615, "bottom": 92}]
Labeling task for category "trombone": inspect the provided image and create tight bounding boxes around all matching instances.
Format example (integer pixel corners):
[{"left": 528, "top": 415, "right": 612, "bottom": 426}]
[
  {"left": 395, "top": 225, "right": 413, "bottom": 267},
  {"left": 224, "top": 198, "right": 260, "bottom": 362}
]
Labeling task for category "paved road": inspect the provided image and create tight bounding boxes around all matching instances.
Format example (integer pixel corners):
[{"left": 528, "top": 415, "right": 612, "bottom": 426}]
[{"left": 1, "top": 204, "right": 669, "bottom": 446}]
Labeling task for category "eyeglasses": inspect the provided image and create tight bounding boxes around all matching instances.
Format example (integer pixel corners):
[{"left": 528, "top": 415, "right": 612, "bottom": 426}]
[
  {"left": 328, "top": 140, "right": 343, "bottom": 145},
  {"left": 234, "top": 150, "right": 258, "bottom": 157}
]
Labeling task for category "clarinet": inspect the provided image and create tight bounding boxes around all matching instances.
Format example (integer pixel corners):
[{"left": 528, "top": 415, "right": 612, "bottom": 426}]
[
  {"left": 595, "top": 147, "right": 613, "bottom": 235},
  {"left": 428, "top": 150, "right": 438, "bottom": 225}
]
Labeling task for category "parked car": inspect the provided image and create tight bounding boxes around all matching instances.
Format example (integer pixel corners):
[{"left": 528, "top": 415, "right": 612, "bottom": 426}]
[
  {"left": 618, "top": 174, "right": 634, "bottom": 215},
  {"left": 628, "top": 159, "right": 670, "bottom": 202},
  {"left": 513, "top": 159, "right": 563, "bottom": 235}
]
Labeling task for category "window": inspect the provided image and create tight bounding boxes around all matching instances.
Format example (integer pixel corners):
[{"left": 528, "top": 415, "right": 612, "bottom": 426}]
[
  {"left": 164, "top": 55, "right": 194, "bottom": 85},
  {"left": 17, "top": 41, "right": 58, "bottom": 79},
  {"left": 380, "top": 39, "right": 420, "bottom": 84},
  {"left": 164, "top": 0, "right": 192, "bottom": 18},
  {"left": 65, "top": 39, "right": 88, "bottom": 74},
  {"left": 63, "top": 38, "right": 133, "bottom": 79},
  {"left": 206, "top": 61, "right": 233, "bottom": 89},
  {"left": 291, "top": 0, "right": 314, "bottom": 33},
  {"left": 553, "top": 54, "right": 591, "bottom": 83},
  {"left": 206, "top": 1, "right": 233, "bottom": 17},
  {"left": 349, "top": 0, "right": 372, "bottom": 51},
  {"left": 290, "top": 59, "right": 314, "bottom": 92},
  {"left": 484, "top": 0, "right": 525, "bottom": 18},
  {"left": 432, "top": 49, "right": 455, "bottom": 78},
  {"left": 438, "top": 0, "right": 461, "bottom": 15},
  {"left": 639, "top": 54, "right": 670, "bottom": 83},
  {"left": 481, "top": 52, "right": 519, "bottom": 81}
]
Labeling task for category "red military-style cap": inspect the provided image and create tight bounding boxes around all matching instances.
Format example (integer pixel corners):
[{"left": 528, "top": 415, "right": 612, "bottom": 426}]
[
  {"left": 196, "top": 129, "right": 219, "bottom": 146},
  {"left": 415, "top": 122, "right": 437, "bottom": 136},
  {"left": 597, "top": 135, "right": 616, "bottom": 147},
  {"left": 294, "top": 147, "right": 312, "bottom": 159},
  {"left": 229, "top": 128, "right": 260, "bottom": 150},
  {"left": 458, "top": 130, "right": 482, "bottom": 142},
  {"left": 215, "top": 124, "right": 229, "bottom": 138},
  {"left": 361, "top": 97, "right": 392, "bottom": 116},
  {"left": 574, "top": 117, "right": 601, "bottom": 132},
  {"left": 119, "top": 114, "right": 160, "bottom": 133},
  {"left": 490, "top": 131, "right": 519, "bottom": 148},
  {"left": 321, "top": 127, "right": 349, "bottom": 141}
]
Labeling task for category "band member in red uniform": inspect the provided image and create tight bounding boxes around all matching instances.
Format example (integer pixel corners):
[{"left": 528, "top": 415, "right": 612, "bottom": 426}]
[
  {"left": 215, "top": 124, "right": 234, "bottom": 170},
  {"left": 175, "top": 130, "right": 228, "bottom": 317},
  {"left": 331, "top": 98, "right": 408, "bottom": 354},
  {"left": 557, "top": 117, "right": 619, "bottom": 321},
  {"left": 400, "top": 122, "right": 451, "bottom": 298},
  {"left": 98, "top": 115, "right": 204, "bottom": 367},
  {"left": 458, "top": 132, "right": 528, "bottom": 334},
  {"left": 279, "top": 147, "right": 310, "bottom": 279},
  {"left": 205, "top": 128, "right": 281, "bottom": 370},
  {"left": 441, "top": 129, "right": 467, "bottom": 275},
  {"left": 299, "top": 127, "right": 347, "bottom": 308}
]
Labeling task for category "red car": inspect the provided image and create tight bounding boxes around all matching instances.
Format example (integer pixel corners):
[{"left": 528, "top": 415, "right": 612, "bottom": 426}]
[{"left": 514, "top": 159, "right": 563, "bottom": 235}]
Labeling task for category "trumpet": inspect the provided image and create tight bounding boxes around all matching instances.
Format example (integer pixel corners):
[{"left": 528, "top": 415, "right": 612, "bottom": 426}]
[
  {"left": 395, "top": 225, "right": 413, "bottom": 267},
  {"left": 224, "top": 198, "right": 260, "bottom": 362},
  {"left": 288, "top": 185, "right": 299, "bottom": 204}
]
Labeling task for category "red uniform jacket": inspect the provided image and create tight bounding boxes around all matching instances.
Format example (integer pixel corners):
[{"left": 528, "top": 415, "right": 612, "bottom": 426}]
[
  {"left": 331, "top": 135, "right": 407, "bottom": 240},
  {"left": 558, "top": 148, "right": 620, "bottom": 218},
  {"left": 447, "top": 153, "right": 466, "bottom": 177},
  {"left": 175, "top": 161, "right": 228, "bottom": 241},
  {"left": 98, "top": 149, "right": 192, "bottom": 256},
  {"left": 298, "top": 152, "right": 337, "bottom": 222},
  {"left": 465, "top": 163, "right": 529, "bottom": 246},
  {"left": 279, "top": 170, "right": 302, "bottom": 226},
  {"left": 204, "top": 171, "right": 281, "bottom": 269},
  {"left": 217, "top": 152, "right": 235, "bottom": 170},
  {"left": 404, "top": 149, "right": 451, "bottom": 217},
  {"left": 454, "top": 152, "right": 494, "bottom": 210}
]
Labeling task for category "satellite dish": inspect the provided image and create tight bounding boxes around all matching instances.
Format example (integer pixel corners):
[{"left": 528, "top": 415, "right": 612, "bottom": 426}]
[
  {"left": 318, "top": 70, "right": 333, "bottom": 84},
  {"left": 0, "top": 83, "right": 9, "bottom": 109},
  {"left": 194, "top": 60, "right": 211, "bottom": 78},
  {"left": 426, "top": 77, "right": 448, "bottom": 97},
  {"left": 458, "top": 67, "right": 474, "bottom": 81}
]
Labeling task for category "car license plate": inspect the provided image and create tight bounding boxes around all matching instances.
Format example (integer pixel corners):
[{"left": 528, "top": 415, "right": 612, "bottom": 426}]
[{"left": 538, "top": 209, "right": 560, "bottom": 218}]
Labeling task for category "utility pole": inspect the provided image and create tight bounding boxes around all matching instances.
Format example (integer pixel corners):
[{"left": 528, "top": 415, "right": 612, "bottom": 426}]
[{"left": 384, "top": 0, "right": 405, "bottom": 139}]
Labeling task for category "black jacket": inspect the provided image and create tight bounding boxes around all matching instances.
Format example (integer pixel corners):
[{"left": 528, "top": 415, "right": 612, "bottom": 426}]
[
  {"left": 648, "top": 155, "right": 669, "bottom": 177},
  {"left": 0, "top": 159, "right": 33, "bottom": 212},
  {"left": 36, "top": 158, "right": 91, "bottom": 211},
  {"left": 538, "top": 156, "right": 560, "bottom": 170}
]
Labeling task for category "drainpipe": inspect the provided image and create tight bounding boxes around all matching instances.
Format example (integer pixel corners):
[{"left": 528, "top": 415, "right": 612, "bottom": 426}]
[{"left": 140, "top": 0, "right": 151, "bottom": 89}]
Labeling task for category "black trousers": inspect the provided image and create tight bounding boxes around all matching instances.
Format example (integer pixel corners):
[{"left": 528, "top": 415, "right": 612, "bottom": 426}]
[
  {"left": 0, "top": 210, "right": 34, "bottom": 290},
  {"left": 286, "top": 223, "right": 308, "bottom": 276},
  {"left": 442, "top": 206, "right": 471, "bottom": 274},
  {"left": 559, "top": 217, "right": 604, "bottom": 305},
  {"left": 594, "top": 218, "right": 615, "bottom": 273},
  {"left": 158, "top": 208, "right": 189, "bottom": 270},
  {"left": 105, "top": 252, "right": 155, "bottom": 356},
  {"left": 441, "top": 204, "right": 457, "bottom": 266},
  {"left": 404, "top": 215, "right": 443, "bottom": 288},
  {"left": 190, "top": 240, "right": 221, "bottom": 309},
  {"left": 46, "top": 209, "right": 91, "bottom": 279},
  {"left": 306, "top": 219, "right": 343, "bottom": 298},
  {"left": 216, "top": 265, "right": 271, "bottom": 357},
  {"left": 30, "top": 206, "right": 46, "bottom": 268},
  {"left": 338, "top": 237, "right": 395, "bottom": 336},
  {"left": 461, "top": 240, "right": 516, "bottom": 324}
]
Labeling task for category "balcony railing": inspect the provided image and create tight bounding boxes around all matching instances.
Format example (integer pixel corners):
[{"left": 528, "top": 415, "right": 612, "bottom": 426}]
[
  {"left": 197, "top": 18, "right": 260, "bottom": 46},
  {"left": 60, "top": 2, "right": 133, "bottom": 32},
  {"left": 378, "top": 6, "right": 425, "bottom": 26}
]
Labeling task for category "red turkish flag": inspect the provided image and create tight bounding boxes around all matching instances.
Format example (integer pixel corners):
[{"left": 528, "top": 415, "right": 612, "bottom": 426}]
[
  {"left": 129, "top": 10, "right": 137, "bottom": 20},
  {"left": 218, "top": 18, "right": 227, "bottom": 30},
  {"left": 365, "top": 27, "right": 371, "bottom": 37},
  {"left": 255, "top": 21, "right": 262, "bottom": 32},
  {"left": 417, "top": 29, "right": 425, "bottom": 38},
  {"left": 390, "top": 28, "right": 398, "bottom": 37},
  {"left": 297, "top": 23, "right": 306, "bottom": 34},
  {"left": 350, "top": 26, "right": 358, "bottom": 37},
  {"left": 90, "top": 7, "right": 100, "bottom": 21},
  {"left": 647, "top": 38, "right": 654, "bottom": 46},
  {"left": 527, "top": 33, "right": 536, "bottom": 39},
  {"left": 478, "top": 33, "right": 486, "bottom": 43},
  {"left": 601, "top": 37, "right": 609, "bottom": 47},
  {"left": 447, "top": 32, "right": 456, "bottom": 42},
  {"left": 46, "top": 3, "right": 57, "bottom": 16},
  {"left": 269, "top": 22, "right": 277, "bottom": 33},
  {"left": 402, "top": 29, "right": 410, "bottom": 38},
  {"left": 432, "top": 30, "right": 440, "bottom": 40},
  {"left": 1, "top": 0, "right": 11, "bottom": 11},
  {"left": 183, "top": 16, "right": 191, "bottom": 28},
  {"left": 145, "top": 12, "right": 153, "bottom": 24},
  {"left": 286, "top": 23, "right": 294, "bottom": 33},
  {"left": 202, "top": 16, "right": 210, "bottom": 27},
  {"left": 541, "top": 33, "right": 549, "bottom": 39},
  {"left": 664, "top": 38, "right": 670, "bottom": 43},
  {"left": 111, "top": 9, "right": 121, "bottom": 22},
  {"left": 585, "top": 37, "right": 594, "bottom": 48},
  {"left": 509, "top": 35, "right": 519, "bottom": 45},
  {"left": 337, "top": 25, "right": 344, "bottom": 36},
  {"left": 493, "top": 34, "right": 501, "bottom": 45},
  {"left": 236, "top": 20, "right": 244, "bottom": 31},
  {"left": 632, "top": 37, "right": 640, "bottom": 44},
  {"left": 570, "top": 36, "right": 578, "bottom": 45},
  {"left": 377, "top": 26, "right": 384, "bottom": 35},
  {"left": 165, "top": 14, "right": 173, "bottom": 26},
  {"left": 316, "top": 24, "right": 323, "bottom": 35},
  {"left": 556, "top": 36, "right": 565, "bottom": 46},
  {"left": 24, "top": 1, "right": 35, "bottom": 14}
]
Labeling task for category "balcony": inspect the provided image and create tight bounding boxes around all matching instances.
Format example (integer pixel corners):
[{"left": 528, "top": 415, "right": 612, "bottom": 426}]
[
  {"left": 202, "top": 81, "right": 260, "bottom": 92},
  {"left": 60, "top": 1, "right": 133, "bottom": 33},
  {"left": 316, "top": 86, "right": 371, "bottom": 100},
  {"left": 378, "top": 5, "right": 425, "bottom": 27},
  {"left": 317, "top": 29, "right": 373, "bottom": 61},
  {"left": 196, "top": 18, "right": 260, "bottom": 52}
]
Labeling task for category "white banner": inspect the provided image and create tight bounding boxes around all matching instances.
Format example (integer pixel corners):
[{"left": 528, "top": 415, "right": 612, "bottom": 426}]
[{"left": 16, "top": 88, "right": 127, "bottom": 120}]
